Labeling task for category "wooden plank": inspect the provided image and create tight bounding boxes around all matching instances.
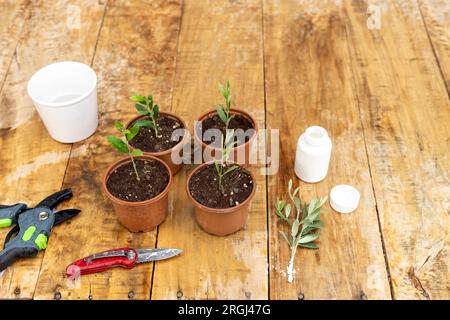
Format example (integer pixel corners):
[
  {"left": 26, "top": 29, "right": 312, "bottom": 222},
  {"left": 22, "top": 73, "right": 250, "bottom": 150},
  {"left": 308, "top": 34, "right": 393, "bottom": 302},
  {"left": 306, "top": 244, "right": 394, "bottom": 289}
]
[
  {"left": 264, "top": 0, "right": 391, "bottom": 299},
  {"left": 345, "top": 0, "right": 450, "bottom": 299},
  {"left": 151, "top": 0, "right": 268, "bottom": 299},
  {"left": 33, "top": 0, "right": 182, "bottom": 300},
  {"left": 0, "top": 0, "right": 106, "bottom": 299},
  {"left": 418, "top": 0, "right": 450, "bottom": 93},
  {"left": 0, "top": 0, "right": 29, "bottom": 89}
]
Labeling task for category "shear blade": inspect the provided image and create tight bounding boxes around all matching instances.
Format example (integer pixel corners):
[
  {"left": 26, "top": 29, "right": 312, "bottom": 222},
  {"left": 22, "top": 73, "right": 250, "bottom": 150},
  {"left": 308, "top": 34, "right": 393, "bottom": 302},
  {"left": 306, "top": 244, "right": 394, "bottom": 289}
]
[
  {"left": 54, "top": 209, "right": 81, "bottom": 226},
  {"left": 136, "top": 248, "right": 182, "bottom": 263}
]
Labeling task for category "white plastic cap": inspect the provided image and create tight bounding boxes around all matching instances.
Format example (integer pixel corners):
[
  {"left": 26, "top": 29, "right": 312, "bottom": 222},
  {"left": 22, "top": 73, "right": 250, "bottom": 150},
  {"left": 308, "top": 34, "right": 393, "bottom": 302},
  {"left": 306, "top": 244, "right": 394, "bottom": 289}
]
[{"left": 330, "top": 185, "right": 360, "bottom": 213}]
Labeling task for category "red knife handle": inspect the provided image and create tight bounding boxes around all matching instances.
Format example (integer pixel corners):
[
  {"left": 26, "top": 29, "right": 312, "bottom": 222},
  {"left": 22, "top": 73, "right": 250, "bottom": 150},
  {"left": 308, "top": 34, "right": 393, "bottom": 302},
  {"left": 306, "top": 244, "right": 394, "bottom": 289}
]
[{"left": 66, "top": 248, "right": 137, "bottom": 277}]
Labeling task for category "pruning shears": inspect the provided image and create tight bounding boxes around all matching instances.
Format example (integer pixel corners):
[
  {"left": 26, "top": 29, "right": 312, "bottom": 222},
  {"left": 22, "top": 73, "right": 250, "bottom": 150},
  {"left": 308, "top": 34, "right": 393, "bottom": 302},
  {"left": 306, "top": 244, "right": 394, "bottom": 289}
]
[{"left": 0, "top": 188, "right": 80, "bottom": 272}]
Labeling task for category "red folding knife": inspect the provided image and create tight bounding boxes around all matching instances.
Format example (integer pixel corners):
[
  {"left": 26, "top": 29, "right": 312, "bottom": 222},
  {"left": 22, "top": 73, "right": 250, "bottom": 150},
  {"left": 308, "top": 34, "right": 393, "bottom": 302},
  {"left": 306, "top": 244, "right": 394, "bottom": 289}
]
[{"left": 66, "top": 247, "right": 182, "bottom": 278}]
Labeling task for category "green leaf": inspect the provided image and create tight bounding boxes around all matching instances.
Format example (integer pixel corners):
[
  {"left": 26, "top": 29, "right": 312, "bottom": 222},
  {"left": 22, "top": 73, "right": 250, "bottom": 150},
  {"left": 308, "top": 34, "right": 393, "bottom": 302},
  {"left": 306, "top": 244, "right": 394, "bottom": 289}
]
[
  {"left": 284, "top": 203, "right": 291, "bottom": 218},
  {"left": 131, "top": 149, "right": 143, "bottom": 156},
  {"left": 126, "top": 124, "right": 140, "bottom": 141},
  {"left": 107, "top": 135, "right": 129, "bottom": 154},
  {"left": 288, "top": 179, "right": 293, "bottom": 194},
  {"left": 153, "top": 104, "right": 160, "bottom": 119},
  {"left": 291, "top": 219, "right": 300, "bottom": 237},
  {"left": 130, "top": 95, "right": 146, "bottom": 103},
  {"left": 276, "top": 200, "right": 285, "bottom": 211},
  {"left": 218, "top": 82, "right": 226, "bottom": 97},
  {"left": 214, "top": 160, "right": 222, "bottom": 175},
  {"left": 292, "top": 186, "right": 300, "bottom": 198},
  {"left": 293, "top": 197, "right": 301, "bottom": 213},
  {"left": 223, "top": 165, "right": 238, "bottom": 176},
  {"left": 216, "top": 105, "right": 227, "bottom": 124},
  {"left": 135, "top": 103, "right": 149, "bottom": 115},
  {"left": 275, "top": 209, "right": 285, "bottom": 221},
  {"left": 279, "top": 231, "right": 290, "bottom": 246},
  {"left": 135, "top": 119, "right": 154, "bottom": 128},
  {"left": 114, "top": 120, "right": 124, "bottom": 132},
  {"left": 299, "top": 242, "right": 319, "bottom": 249},
  {"left": 298, "top": 233, "right": 320, "bottom": 244}
]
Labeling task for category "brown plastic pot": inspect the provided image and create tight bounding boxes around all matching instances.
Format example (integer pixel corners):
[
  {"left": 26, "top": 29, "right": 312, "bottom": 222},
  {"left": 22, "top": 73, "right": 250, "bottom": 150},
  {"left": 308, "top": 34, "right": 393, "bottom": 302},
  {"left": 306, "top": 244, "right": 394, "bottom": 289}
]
[
  {"left": 186, "top": 162, "right": 256, "bottom": 236},
  {"left": 102, "top": 155, "right": 172, "bottom": 232},
  {"left": 126, "top": 112, "right": 188, "bottom": 175},
  {"left": 194, "top": 108, "right": 258, "bottom": 166}
]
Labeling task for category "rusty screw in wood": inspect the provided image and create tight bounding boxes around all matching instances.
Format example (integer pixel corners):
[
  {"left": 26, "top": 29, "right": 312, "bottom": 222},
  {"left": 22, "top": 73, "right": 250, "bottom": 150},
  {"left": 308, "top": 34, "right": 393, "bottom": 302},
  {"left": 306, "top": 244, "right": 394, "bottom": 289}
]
[
  {"left": 128, "top": 291, "right": 135, "bottom": 299},
  {"left": 14, "top": 287, "right": 20, "bottom": 295},
  {"left": 176, "top": 290, "right": 183, "bottom": 299},
  {"left": 54, "top": 291, "right": 61, "bottom": 300},
  {"left": 297, "top": 292, "right": 305, "bottom": 300}
]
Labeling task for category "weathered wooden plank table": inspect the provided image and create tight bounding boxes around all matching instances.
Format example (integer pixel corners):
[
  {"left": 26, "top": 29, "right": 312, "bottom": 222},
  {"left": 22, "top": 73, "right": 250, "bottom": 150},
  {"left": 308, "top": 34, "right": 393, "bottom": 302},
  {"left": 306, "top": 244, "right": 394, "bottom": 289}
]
[{"left": 0, "top": 0, "right": 448, "bottom": 300}]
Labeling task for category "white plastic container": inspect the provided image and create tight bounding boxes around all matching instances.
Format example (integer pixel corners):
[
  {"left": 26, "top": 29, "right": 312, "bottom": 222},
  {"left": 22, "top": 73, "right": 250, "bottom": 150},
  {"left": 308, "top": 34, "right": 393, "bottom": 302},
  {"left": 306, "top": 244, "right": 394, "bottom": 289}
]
[
  {"left": 295, "top": 126, "right": 332, "bottom": 183},
  {"left": 27, "top": 61, "right": 98, "bottom": 143}
]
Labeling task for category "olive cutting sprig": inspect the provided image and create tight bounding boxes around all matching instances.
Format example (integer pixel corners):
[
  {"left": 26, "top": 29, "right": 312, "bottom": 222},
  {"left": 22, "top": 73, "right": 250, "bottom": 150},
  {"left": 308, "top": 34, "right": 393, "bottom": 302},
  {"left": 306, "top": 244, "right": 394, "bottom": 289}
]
[{"left": 275, "top": 179, "right": 328, "bottom": 282}]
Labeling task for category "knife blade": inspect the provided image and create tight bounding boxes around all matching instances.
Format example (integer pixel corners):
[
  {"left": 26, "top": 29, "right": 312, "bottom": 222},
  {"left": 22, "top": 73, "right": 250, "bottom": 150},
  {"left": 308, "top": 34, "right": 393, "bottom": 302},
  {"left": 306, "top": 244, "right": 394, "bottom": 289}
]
[{"left": 66, "top": 247, "right": 182, "bottom": 278}]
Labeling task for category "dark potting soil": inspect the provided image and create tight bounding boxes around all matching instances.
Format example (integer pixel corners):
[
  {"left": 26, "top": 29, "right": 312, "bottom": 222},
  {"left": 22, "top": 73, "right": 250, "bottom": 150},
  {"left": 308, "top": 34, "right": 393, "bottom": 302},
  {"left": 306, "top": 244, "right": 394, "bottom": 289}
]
[
  {"left": 106, "top": 159, "right": 169, "bottom": 202},
  {"left": 199, "top": 113, "right": 255, "bottom": 146},
  {"left": 129, "top": 114, "right": 184, "bottom": 153},
  {"left": 189, "top": 164, "right": 254, "bottom": 209}
]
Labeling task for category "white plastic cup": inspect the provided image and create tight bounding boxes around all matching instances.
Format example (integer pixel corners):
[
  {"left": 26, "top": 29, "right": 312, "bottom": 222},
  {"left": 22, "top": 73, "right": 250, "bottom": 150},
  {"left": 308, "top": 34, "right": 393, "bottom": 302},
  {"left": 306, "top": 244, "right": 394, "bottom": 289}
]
[{"left": 27, "top": 61, "right": 98, "bottom": 143}]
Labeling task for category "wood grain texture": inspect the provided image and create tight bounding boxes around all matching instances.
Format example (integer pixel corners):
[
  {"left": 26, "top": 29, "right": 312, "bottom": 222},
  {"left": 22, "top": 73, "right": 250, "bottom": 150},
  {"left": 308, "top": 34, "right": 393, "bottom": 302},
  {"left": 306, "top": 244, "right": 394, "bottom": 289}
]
[
  {"left": 151, "top": 0, "right": 268, "bottom": 300},
  {"left": 264, "top": 0, "right": 391, "bottom": 299},
  {"left": 33, "top": 0, "right": 182, "bottom": 300},
  {"left": 0, "top": 0, "right": 106, "bottom": 299},
  {"left": 0, "top": 0, "right": 29, "bottom": 89},
  {"left": 418, "top": 0, "right": 450, "bottom": 92},
  {"left": 345, "top": 0, "right": 449, "bottom": 300}
]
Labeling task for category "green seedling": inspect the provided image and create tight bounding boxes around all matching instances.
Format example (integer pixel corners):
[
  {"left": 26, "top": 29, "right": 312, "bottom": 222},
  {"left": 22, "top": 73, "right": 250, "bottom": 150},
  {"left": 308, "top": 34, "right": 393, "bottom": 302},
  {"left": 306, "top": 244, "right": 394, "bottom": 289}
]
[
  {"left": 215, "top": 80, "right": 233, "bottom": 130},
  {"left": 107, "top": 120, "right": 143, "bottom": 181},
  {"left": 214, "top": 129, "right": 238, "bottom": 193},
  {"left": 130, "top": 94, "right": 161, "bottom": 137},
  {"left": 275, "top": 179, "right": 327, "bottom": 283}
]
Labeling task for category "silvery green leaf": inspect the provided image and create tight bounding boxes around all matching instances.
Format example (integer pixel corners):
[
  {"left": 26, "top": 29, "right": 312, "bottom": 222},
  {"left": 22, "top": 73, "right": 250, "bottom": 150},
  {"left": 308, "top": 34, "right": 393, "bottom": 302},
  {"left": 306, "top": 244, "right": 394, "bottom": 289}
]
[
  {"left": 276, "top": 200, "right": 285, "bottom": 211},
  {"left": 284, "top": 203, "right": 291, "bottom": 218},
  {"left": 291, "top": 220, "right": 300, "bottom": 237},
  {"left": 299, "top": 242, "right": 319, "bottom": 249},
  {"left": 308, "top": 198, "right": 317, "bottom": 215},
  {"left": 288, "top": 179, "right": 293, "bottom": 194},
  {"left": 294, "top": 197, "right": 301, "bottom": 213},
  {"left": 298, "top": 233, "right": 320, "bottom": 244},
  {"left": 279, "top": 231, "right": 290, "bottom": 246},
  {"left": 318, "top": 196, "right": 328, "bottom": 208}
]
